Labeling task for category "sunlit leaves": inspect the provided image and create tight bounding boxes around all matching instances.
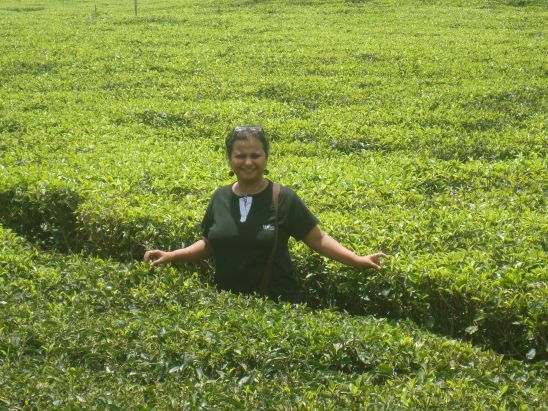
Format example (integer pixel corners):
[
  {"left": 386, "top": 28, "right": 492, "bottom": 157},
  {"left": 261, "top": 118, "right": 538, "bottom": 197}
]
[
  {"left": 0, "top": 0, "right": 546, "bottom": 407},
  {"left": 1, "top": 226, "right": 546, "bottom": 408}
]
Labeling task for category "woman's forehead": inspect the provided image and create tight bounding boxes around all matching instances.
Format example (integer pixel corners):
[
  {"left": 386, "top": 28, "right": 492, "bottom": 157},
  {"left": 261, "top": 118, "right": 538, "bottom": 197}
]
[{"left": 232, "top": 137, "right": 265, "bottom": 152}]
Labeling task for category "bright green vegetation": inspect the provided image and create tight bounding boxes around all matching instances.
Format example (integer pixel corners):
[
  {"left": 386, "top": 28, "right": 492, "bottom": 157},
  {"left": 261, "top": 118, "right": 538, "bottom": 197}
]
[
  {"left": 1, "top": 226, "right": 546, "bottom": 409},
  {"left": 0, "top": 0, "right": 546, "bottom": 406}
]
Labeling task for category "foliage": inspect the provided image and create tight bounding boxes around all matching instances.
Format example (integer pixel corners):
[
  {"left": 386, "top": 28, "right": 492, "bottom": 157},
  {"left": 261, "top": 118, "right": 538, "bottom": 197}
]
[
  {"left": 1, "top": 226, "right": 546, "bottom": 409},
  {"left": 0, "top": 0, "right": 546, "bottom": 396}
]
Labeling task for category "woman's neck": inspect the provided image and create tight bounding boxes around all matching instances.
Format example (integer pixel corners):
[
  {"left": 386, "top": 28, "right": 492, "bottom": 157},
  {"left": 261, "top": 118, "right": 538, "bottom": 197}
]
[{"left": 233, "top": 179, "right": 268, "bottom": 196}]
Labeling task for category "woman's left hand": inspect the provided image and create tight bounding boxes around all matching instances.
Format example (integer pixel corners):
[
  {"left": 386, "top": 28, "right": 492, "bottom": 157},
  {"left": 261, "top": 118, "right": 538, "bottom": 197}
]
[{"left": 355, "top": 253, "right": 389, "bottom": 270}]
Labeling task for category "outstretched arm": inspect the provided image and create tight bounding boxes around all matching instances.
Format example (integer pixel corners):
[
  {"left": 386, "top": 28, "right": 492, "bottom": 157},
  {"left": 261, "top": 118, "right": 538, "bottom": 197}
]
[
  {"left": 303, "top": 226, "right": 388, "bottom": 270},
  {"left": 144, "top": 238, "right": 213, "bottom": 268}
]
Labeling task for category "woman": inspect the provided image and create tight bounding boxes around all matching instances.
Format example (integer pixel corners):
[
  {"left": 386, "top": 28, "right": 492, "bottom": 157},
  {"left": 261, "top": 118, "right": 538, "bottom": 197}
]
[{"left": 144, "top": 126, "right": 388, "bottom": 303}]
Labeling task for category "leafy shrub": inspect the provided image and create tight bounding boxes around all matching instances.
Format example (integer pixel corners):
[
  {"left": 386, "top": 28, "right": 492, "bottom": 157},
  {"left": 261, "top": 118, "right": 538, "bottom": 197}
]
[
  {"left": 1, "top": 226, "right": 546, "bottom": 409},
  {"left": 0, "top": 0, "right": 545, "bottom": 363}
]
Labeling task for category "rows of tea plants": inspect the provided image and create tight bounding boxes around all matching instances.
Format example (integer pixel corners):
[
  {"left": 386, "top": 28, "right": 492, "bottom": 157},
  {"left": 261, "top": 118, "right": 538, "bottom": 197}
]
[
  {"left": 1, "top": 147, "right": 546, "bottom": 358},
  {"left": 1, "top": 226, "right": 546, "bottom": 408},
  {"left": 0, "top": 0, "right": 546, "bottom": 376}
]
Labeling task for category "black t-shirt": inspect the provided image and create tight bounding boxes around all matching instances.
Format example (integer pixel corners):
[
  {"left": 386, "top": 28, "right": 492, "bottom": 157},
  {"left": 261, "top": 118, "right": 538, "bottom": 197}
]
[{"left": 201, "top": 180, "right": 318, "bottom": 303}]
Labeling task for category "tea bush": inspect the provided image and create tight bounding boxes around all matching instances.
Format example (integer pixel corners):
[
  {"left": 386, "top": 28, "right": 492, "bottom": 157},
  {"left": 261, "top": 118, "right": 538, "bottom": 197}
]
[
  {"left": 0, "top": 0, "right": 546, "bottom": 365},
  {"left": 1, "top": 226, "right": 546, "bottom": 409}
]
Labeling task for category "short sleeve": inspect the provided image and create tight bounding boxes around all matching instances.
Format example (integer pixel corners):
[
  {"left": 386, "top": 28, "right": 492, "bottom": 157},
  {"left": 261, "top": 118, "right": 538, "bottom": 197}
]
[
  {"left": 284, "top": 188, "right": 319, "bottom": 240},
  {"left": 201, "top": 192, "right": 215, "bottom": 238}
]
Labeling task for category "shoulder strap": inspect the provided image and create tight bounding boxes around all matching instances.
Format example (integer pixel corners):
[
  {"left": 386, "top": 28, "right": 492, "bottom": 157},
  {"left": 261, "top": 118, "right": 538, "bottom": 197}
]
[{"left": 259, "top": 183, "right": 281, "bottom": 296}]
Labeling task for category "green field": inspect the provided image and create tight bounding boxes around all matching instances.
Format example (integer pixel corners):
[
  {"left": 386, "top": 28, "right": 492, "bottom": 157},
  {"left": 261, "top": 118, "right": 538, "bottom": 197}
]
[{"left": 1, "top": 0, "right": 546, "bottom": 408}]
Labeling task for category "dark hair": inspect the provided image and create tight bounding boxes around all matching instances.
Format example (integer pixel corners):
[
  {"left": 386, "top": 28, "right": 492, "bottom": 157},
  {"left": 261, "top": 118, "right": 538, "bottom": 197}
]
[{"left": 226, "top": 126, "right": 269, "bottom": 159}]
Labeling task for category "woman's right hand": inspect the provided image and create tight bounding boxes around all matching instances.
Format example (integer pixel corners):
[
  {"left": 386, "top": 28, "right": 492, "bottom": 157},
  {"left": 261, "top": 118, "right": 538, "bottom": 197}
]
[{"left": 144, "top": 250, "right": 173, "bottom": 268}]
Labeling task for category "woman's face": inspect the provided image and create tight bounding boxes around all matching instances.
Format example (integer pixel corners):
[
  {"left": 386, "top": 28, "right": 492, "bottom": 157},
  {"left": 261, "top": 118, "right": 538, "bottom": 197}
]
[{"left": 229, "top": 136, "right": 267, "bottom": 184}]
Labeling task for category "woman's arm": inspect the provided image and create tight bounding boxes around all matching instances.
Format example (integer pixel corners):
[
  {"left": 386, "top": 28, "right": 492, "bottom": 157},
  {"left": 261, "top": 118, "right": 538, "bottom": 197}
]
[
  {"left": 144, "top": 238, "right": 213, "bottom": 268},
  {"left": 303, "top": 226, "right": 388, "bottom": 270}
]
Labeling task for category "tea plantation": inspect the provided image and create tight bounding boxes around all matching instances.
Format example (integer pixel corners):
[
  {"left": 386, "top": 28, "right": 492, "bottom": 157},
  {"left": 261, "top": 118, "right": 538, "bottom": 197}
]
[{"left": 1, "top": 0, "right": 546, "bottom": 408}]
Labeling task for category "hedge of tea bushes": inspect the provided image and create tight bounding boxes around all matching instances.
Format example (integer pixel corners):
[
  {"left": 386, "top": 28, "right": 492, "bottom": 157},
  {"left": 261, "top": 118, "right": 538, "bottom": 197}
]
[
  {"left": 1, "top": 226, "right": 546, "bottom": 409},
  {"left": 1, "top": 0, "right": 546, "bottom": 360},
  {"left": 1, "top": 148, "right": 545, "bottom": 359}
]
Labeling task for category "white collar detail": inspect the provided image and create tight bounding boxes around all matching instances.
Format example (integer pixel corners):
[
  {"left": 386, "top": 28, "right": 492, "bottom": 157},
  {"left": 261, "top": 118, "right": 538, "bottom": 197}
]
[{"left": 239, "top": 196, "right": 252, "bottom": 222}]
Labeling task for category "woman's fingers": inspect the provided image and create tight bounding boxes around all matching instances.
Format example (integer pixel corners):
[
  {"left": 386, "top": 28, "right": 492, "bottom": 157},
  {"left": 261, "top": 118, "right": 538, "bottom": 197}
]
[
  {"left": 362, "top": 253, "right": 389, "bottom": 270},
  {"left": 373, "top": 252, "right": 389, "bottom": 260},
  {"left": 144, "top": 250, "right": 158, "bottom": 262},
  {"left": 369, "top": 260, "right": 381, "bottom": 270},
  {"left": 371, "top": 253, "right": 389, "bottom": 266},
  {"left": 144, "top": 250, "right": 164, "bottom": 267},
  {"left": 144, "top": 250, "right": 173, "bottom": 268}
]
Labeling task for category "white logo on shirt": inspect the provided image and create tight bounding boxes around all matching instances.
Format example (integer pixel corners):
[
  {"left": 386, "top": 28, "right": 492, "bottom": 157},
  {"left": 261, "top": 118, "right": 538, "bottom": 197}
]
[{"left": 262, "top": 224, "right": 275, "bottom": 231}]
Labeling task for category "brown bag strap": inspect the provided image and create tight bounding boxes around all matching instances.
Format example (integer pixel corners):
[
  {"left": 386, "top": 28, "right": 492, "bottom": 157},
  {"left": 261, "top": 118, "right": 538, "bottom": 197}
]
[{"left": 259, "top": 183, "right": 281, "bottom": 296}]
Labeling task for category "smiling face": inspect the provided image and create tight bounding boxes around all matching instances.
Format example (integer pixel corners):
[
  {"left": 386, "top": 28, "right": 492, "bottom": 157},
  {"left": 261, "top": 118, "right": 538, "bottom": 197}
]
[{"left": 229, "top": 136, "right": 267, "bottom": 185}]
